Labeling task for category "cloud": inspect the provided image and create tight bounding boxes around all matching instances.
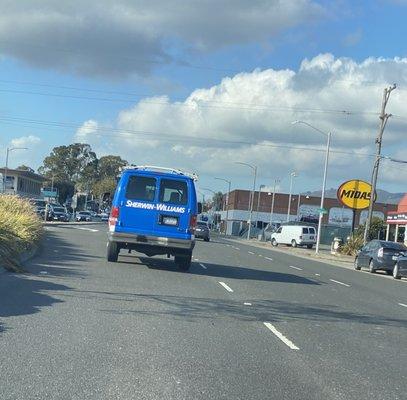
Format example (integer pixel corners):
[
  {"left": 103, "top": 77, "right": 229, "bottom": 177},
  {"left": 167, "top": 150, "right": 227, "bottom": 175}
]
[
  {"left": 10, "top": 135, "right": 41, "bottom": 148},
  {"left": 0, "top": 0, "right": 324, "bottom": 78},
  {"left": 75, "top": 54, "right": 407, "bottom": 191},
  {"left": 75, "top": 119, "right": 99, "bottom": 141}
]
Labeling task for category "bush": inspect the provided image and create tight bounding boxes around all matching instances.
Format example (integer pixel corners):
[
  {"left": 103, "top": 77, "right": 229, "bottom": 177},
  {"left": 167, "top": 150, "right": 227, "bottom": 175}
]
[
  {"left": 339, "top": 234, "right": 364, "bottom": 256},
  {"left": 0, "top": 195, "right": 43, "bottom": 268}
]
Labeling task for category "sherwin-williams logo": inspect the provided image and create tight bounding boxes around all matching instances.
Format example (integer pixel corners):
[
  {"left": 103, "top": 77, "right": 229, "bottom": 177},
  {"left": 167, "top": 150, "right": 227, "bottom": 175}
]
[
  {"left": 126, "top": 200, "right": 186, "bottom": 213},
  {"left": 337, "top": 180, "right": 374, "bottom": 210}
]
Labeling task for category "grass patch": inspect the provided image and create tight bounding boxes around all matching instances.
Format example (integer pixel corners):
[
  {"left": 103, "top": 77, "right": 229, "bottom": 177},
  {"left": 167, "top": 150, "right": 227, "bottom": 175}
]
[{"left": 0, "top": 195, "right": 43, "bottom": 271}]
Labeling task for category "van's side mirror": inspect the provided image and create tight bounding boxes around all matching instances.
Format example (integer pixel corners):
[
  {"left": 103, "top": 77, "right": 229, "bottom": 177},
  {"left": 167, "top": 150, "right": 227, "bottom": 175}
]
[{"left": 197, "top": 202, "right": 203, "bottom": 214}]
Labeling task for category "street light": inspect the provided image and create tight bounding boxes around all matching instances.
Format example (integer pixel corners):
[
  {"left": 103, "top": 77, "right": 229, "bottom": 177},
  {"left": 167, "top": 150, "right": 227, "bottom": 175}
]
[
  {"left": 256, "top": 184, "right": 266, "bottom": 227},
  {"left": 214, "top": 177, "right": 232, "bottom": 235},
  {"left": 269, "top": 178, "right": 280, "bottom": 226},
  {"left": 292, "top": 120, "right": 331, "bottom": 254},
  {"left": 3, "top": 147, "right": 28, "bottom": 193},
  {"left": 235, "top": 162, "right": 257, "bottom": 240},
  {"left": 287, "top": 171, "right": 298, "bottom": 222}
]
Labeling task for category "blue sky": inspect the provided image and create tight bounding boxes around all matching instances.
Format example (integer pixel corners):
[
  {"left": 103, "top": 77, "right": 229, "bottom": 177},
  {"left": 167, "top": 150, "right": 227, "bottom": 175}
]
[{"left": 1, "top": 0, "right": 407, "bottom": 196}]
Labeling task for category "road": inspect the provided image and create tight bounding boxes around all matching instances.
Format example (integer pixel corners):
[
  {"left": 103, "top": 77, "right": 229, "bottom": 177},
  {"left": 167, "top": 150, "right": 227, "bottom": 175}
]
[{"left": 1, "top": 224, "right": 406, "bottom": 400}]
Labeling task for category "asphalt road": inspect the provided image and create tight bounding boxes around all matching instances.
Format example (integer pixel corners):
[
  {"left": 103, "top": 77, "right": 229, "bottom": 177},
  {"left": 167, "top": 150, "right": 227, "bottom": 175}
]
[{"left": 1, "top": 224, "right": 406, "bottom": 400}]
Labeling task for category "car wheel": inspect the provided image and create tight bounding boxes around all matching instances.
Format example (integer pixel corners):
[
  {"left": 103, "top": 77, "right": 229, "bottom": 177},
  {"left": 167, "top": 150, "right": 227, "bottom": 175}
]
[
  {"left": 175, "top": 254, "right": 191, "bottom": 271},
  {"left": 107, "top": 241, "right": 119, "bottom": 262},
  {"left": 393, "top": 263, "right": 401, "bottom": 280},
  {"left": 271, "top": 238, "right": 278, "bottom": 247},
  {"left": 354, "top": 257, "right": 361, "bottom": 270},
  {"left": 369, "top": 259, "right": 375, "bottom": 273},
  {"left": 291, "top": 239, "right": 297, "bottom": 248},
  {"left": 307, "top": 244, "right": 313, "bottom": 249}
]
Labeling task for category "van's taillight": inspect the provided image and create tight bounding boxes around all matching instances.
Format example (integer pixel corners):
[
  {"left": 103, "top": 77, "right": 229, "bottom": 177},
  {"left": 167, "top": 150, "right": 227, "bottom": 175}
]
[
  {"left": 189, "top": 215, "right": 197, "bottom": 233},
  {"left": 377, "top": 247, "right": 384, "bottom": 258},
  {"left": 109, "top": 206, "right": 119, "bottom": 227}
]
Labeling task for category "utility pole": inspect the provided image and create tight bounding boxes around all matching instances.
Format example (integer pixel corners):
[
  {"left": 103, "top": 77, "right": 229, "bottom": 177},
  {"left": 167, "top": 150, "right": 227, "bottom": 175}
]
[
  {"left": 363, "top": 84, "right": 396, "bottom": 244},
  {"left": 287, "top": 172, "right": 297, "bottom": 222},
  {"left": 269, "top": 178, "right": 280, "bottom": 226}
]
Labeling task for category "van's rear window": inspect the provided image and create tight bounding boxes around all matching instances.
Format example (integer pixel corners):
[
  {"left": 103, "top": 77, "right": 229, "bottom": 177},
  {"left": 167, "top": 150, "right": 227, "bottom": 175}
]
[
  {"left": 125, "top": 176, "right": 156, "bottom": 201},
  {"left": 159, "top": 179, "right": 188, "bottom": 205}
]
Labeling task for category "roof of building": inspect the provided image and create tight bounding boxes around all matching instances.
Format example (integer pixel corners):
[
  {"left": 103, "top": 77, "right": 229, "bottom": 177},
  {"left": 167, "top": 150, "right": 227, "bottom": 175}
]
[
  {"left": 396, "top": 193, "right": 407, "bottom": 213},
  {"left": 0, "top": 168, "right": 47, "bottom": 182}
]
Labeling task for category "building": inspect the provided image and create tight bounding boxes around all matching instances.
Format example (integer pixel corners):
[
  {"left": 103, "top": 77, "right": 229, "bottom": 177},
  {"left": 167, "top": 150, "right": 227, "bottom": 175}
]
[
  {"left": 385, "top": 194, "right": 407, "bottom": 245},
  {"left": 0, "top": 168, "right": 47, "bottom": 198},
  {"left": 219, "top": 189, "right": 397, "bottom": 236}
]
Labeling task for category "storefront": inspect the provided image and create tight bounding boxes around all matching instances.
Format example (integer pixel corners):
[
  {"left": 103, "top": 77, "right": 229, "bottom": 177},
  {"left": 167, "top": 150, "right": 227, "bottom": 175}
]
[{"left": 386, "top": 194, "right": 407, "bottom": 245}]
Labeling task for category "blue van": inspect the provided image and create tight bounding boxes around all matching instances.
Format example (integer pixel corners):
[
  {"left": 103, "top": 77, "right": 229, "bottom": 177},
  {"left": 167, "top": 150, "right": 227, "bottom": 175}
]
[{"left": 107, "top": 165, "right": 201, "bottom": 271}]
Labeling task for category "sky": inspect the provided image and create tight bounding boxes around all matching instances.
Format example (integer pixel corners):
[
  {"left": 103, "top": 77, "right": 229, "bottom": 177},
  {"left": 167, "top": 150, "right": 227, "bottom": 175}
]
[{"left": 1, "top": 0, "right": 407, "bottom": 198}]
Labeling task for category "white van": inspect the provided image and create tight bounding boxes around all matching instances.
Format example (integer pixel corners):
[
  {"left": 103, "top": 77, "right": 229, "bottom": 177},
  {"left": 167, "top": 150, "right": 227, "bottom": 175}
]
[{"left": 270, "top": 225, "right": 316, "bottom": 248}]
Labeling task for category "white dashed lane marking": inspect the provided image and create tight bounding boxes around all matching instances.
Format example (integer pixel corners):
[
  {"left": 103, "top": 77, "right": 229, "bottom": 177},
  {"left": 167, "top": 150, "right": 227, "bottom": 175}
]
[
  {"left": 199, "top": 263, "right": 207, "bottom": 270},
  {"left": 248, "top": 251, "right": 255, "bottom": 255},
  {"left": 398, "top": 303, "right": 407, "bottom": 308},
  {"left": 288, "top": 265, "right": 302, "bottom": 271},
  {"left": 244, "top": 302, "right": 252, "bottom": 306},
  {"left": 329, "top": 279, "right": 351, "bottom": 287},
  {"left": 263, "top": 323, "right": 300, "bottom": 350},
  {"left": 218, "top": 282, "right": 234, "bottom": 292},
  {"left": 265, "top": 257, "right": 273, "bottom": 261}
]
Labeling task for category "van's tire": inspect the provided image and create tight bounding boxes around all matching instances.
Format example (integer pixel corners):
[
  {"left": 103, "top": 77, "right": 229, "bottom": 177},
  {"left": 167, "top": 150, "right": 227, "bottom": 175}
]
[
  {"left": 291, "top": 240, "right": 297, "bottom": 248},
  {"left": 307, "top": 244, "right": 313, "bottom": 249},
  {"left": 369, "top": 259, "right": 375, "bottom": 273},
  {"left": 393, "top": 263, "right": 401, "bottom": 279},
  {"left": 354, "top": 257, "right": 361, "bottom": 270},
  {"left": 107, "top": 241, "right": 119, "bottom": 262},
  {"left": 175, "top": 254, "right": 192, "bottom": 271},
  {"left": 271, "top": 238, "right": 278, "bottom": 247}
]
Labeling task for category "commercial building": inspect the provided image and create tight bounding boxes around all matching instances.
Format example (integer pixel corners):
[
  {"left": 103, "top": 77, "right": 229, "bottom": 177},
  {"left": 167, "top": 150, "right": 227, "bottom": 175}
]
[
  {"left": 0, "top": 168, "right": 46, "bottom": 198},
  {"left": 386, "top": 194, "right": 407, "bottom": 245},
  {"left": 219, "top": 189, "right": 397, "bottom": 236}
]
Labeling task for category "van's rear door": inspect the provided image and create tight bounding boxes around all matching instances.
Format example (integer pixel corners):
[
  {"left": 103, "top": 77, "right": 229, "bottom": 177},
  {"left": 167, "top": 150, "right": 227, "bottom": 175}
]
[
  {"left": 302, "top": 227, "right": 316, "bottom": 242},
  {"left": 118, "top": 174, "right": 158, "bottom": 235},
  {"left": 153, "top": 177, "right": 191, "bottom": 240}
]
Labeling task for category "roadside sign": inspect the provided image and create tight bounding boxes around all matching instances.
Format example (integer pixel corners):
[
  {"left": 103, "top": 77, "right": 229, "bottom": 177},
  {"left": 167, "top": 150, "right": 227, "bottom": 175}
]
[
  {"left": 41, "top": 188, "right": 58, "bottom": 198},
  {"left": 317, "top": 208, "right": 328, "bottom": 214},
  {"left": 337, "top": 180, "right": 375, "bottom": 210}
]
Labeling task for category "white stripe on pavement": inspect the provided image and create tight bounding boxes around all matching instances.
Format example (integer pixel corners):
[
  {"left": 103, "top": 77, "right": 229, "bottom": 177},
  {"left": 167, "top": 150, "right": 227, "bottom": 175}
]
[
  {"left": 248, "top": 251, "right": 255, "bottom": 255},
  {"left": 218, "top": 281, "right": 234, "bottom": 292},
  {"left": 71, "top": 227, "right": 99, "bottom": 232},
  {"left": 289, "top": 265, "right": 302, "bottom": 271},
  {"left": 398, "top": 303, "right": 407, "bottom": 308},
  {"left": 234, "top": 247, "right": 240, "bottom": 250},
  {"left": 199, "top": 263, "right": 207, "bottom": 270},
  {"left": 329, "top": 279, "right": 351, "bottom": 287},
  {"left": 265, "top": 257, "right": 273, "bottom": 261},
  {"left": 244, "top": 302, "right": 252, "bottom": 306},
  {"left": 258, "top": 254, "right": 263, "bottom": 258},
  {"left": 263, "top": 323, "right": 300, "bottom": 350}
]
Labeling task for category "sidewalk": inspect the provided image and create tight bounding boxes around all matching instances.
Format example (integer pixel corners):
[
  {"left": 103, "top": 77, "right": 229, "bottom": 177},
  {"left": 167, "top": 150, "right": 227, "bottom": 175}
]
[{"left": 222, "top": 236, "right": 355, "bottom": 270}]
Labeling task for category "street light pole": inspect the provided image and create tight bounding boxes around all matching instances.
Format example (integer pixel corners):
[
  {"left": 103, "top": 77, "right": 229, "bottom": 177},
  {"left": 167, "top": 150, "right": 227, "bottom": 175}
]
[
  {"left": 256, "top": 184, "right": 265, "bottom": 227},
  {"left": 292, "top": 120, "right": 331, "bottom": 254},
  {"left": 269, "top": 178, "right": 280, "bottom": 226},
  {"left": 3, "top": 147, "right": 28, "bottom": 193},
  {"left": 287, "top": 172, "right": 297, "bottom": 222},
  {"left": 214, "top": 177, "right": 231, "bottom": 235},
  {"left": 235, "top": 162, "right": 257, "bottom": 240}
]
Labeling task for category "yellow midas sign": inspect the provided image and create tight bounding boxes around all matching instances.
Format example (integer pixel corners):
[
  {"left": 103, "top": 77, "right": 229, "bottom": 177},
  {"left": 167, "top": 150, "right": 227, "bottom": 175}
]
[{"left": 337, "top": 180, "right": 374, "bottom": 210}]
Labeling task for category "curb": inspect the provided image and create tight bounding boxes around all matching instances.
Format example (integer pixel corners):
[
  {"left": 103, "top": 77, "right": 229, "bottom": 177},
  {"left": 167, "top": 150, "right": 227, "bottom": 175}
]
[{"left": 0, "top": 243, "right": 40, "bottom": 274}]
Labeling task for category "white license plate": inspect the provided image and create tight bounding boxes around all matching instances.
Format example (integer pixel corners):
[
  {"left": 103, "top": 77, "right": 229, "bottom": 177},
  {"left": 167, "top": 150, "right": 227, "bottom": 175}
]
[{"left": 163, "top": 216, "right": 178, "bottom": 226}]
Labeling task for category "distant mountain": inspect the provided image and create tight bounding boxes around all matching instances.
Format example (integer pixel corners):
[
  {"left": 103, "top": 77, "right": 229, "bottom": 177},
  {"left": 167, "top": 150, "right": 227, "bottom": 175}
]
[{"left": 305, "top": 188, "right": 404, "bottom": 205}]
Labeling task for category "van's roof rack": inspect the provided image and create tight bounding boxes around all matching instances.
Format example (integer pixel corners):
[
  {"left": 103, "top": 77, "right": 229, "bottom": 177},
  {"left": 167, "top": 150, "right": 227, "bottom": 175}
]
[{"left": 120, "top": 165, "right": 198, "bottom": 180}]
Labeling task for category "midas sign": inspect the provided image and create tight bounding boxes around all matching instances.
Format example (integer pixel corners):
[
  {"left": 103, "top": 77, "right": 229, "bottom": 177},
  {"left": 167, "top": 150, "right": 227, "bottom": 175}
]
[{"left": 337, "top": 180, "right": 374, "bottom": 210}]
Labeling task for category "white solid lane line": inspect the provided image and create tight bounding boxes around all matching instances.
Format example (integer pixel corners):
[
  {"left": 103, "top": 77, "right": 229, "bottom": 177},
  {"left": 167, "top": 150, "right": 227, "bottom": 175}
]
[
  {"left": 248, "top": 251, "right": 255, "bottom": 255},
  {"left": 315, "top": 273, "right": 320, "bottom": 276},
  {"left": 398, "top": 303, "right": 407, "bottom": 308},
  {"left": 265, "top": 257, "right": 273, "bottom": 261},
  {"left": 218, "top": 281, "right": 234, "bottom": 292},
  {"left": 289, "top": 265, "right": 303, "bottom": 271},
  {"left": 258, "top": 254, "right": 263, "bottom": 258},
  {"left": 71, "top": 227, "right": 99, "bottom": 232},
  {"left": 263, "top": 323, "right": 300, "bottom": 350},
  {"left": 199, "top": 263, "right": 207, "bottom": 270},
  {"left": 235, "top": 247, "right": 240, "bottom": 250},
  {"left": 329, "top": 279, "right": 351, "bottom": 287}
]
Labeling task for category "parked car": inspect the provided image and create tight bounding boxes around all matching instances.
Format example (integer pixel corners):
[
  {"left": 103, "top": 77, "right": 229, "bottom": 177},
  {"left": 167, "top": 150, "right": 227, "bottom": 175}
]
[
  {"left": 393, "top": 251, "right": 407, "bottom": 279},
  {"left": 99, "top": 212, "right": 109, "bottom": 222},
  {"left": 49, "top": 205, "right": 70, "bottom": 222},
  {"left": 195, "top": 220, "right": 210, "bottom": 241},
  {"left": 76, "top": 211, "right": 92, "bottom": 222},
  {"left": 106, "top": 165, "right": 201, "bottom": 271},
  {"left": 271, "top": 225, "right": 316, "bottom": 248},
  {"left": 354, "top": 240, "right": 407, "bottom": 274}
]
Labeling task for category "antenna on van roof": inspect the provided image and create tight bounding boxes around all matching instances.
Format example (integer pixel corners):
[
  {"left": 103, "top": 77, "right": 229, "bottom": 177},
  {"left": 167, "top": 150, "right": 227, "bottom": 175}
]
[{"left": 120, "top": 165, "right": 198, "bottom": 181}]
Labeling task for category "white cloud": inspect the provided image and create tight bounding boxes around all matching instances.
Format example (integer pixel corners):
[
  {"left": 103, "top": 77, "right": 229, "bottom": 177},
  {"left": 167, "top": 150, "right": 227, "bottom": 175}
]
[
  {"left": 0, "top": 0, "right": 324, "bottom": 77},
  {"left": 10, "top": 135, "right": 41, "bottom": 148},
  {"left": 76, "top": 54, "right": 407, "bottom": 192},
  {"left": 75, "top": 119, "right": 99, "bottom": 141}
]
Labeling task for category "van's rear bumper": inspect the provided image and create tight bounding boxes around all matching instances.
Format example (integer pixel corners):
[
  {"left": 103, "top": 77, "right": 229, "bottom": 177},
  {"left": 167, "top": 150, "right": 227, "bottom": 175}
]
[{"left": 108, "top": 232, "right": 195, "bottom": 250}]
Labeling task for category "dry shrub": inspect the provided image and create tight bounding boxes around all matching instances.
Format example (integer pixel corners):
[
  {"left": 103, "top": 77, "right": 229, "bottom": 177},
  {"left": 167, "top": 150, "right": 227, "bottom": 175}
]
[{"left": 339, "top": 234, "right": 364, "bottom": 256}]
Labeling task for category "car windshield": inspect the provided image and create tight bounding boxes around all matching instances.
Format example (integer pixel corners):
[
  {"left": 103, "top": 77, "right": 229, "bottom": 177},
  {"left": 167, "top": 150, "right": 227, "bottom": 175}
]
[
  {"left": 53, "top": 207, "right": 65, "bottom": 212},
  {"left": 197, "top": 222, "right": 207, "bottom": 227}
]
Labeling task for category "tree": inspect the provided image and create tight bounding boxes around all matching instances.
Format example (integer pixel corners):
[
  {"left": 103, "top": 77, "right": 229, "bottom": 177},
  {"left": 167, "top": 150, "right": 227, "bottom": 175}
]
[
  {"left": 355, "top": 216, "right": 386, "bottom": 241},
  {"left": 92, "top": 177, "right": 117, "bottom": 199},
  {"left": 212, "top": 191, "right": 224, "bottom": 211},
  {"left": 38, "top": 143, "right": 97, "bottom": 184},
  {"left": 16, "top": 165, "right": 34, "bottom": 172},
  {"left": 97, "top": 155, "right": 128, "bottom": 180}
]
